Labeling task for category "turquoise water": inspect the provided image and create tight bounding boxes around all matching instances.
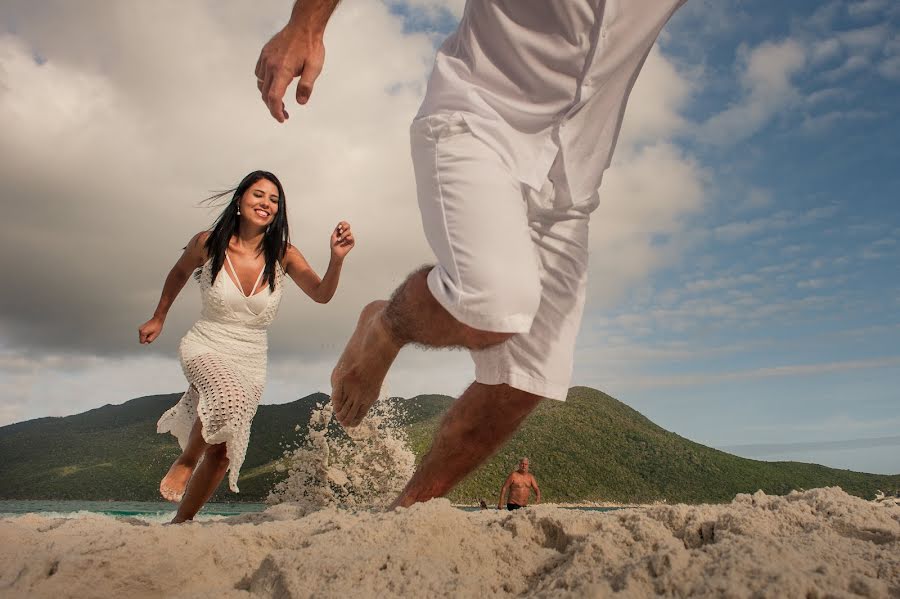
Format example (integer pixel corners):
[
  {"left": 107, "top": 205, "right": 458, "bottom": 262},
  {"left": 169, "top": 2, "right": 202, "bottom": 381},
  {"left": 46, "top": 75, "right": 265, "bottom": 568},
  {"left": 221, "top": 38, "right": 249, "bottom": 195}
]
[
  {"left": 0, "top": 500, "right": 620, "bottom": 519},
  {"left": 457, "top": 505, "right": 621, "bottom": 513},
  {"left": 0, "top": 500, "right": 267, "bottom": 519}
]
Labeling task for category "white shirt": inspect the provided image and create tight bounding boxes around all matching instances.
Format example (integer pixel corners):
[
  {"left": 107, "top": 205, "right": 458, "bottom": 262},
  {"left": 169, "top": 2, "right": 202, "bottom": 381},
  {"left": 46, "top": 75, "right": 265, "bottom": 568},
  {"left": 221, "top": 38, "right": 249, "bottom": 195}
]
[{"left": 416, "top": 0, "right": 686, "bottom": 203}]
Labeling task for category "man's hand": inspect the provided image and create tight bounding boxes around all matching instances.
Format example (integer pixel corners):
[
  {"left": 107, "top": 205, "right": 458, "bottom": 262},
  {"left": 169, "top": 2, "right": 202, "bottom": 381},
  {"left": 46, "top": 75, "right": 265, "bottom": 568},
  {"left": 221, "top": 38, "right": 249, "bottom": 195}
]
[
  {"left": 255, "top": 1, "right": 341, "bottom": 122},
  {"left": 255, "top": 24, "right": 325, "bottom": 122}
]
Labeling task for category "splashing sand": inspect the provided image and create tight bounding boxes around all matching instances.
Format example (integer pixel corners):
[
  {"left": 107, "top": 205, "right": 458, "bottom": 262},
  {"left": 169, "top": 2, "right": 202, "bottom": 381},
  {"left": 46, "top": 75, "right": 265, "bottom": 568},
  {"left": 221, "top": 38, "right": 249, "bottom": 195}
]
[
  {"left": 1, "top": 488, "right": 897, "bottom": 598},
  {"left": 266, "top": 391, "right": 415, "bottom": 510}
]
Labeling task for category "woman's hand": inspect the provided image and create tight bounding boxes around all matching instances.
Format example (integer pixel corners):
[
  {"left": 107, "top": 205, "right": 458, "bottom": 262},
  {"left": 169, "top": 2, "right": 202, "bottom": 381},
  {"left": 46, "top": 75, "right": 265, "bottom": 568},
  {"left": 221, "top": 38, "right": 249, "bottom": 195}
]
[
  {"left": 138, "top": 316, "right": 165, "bottom": 344},
  {"left": 330, "top": 221, "right": 355, "bottom": 259}
]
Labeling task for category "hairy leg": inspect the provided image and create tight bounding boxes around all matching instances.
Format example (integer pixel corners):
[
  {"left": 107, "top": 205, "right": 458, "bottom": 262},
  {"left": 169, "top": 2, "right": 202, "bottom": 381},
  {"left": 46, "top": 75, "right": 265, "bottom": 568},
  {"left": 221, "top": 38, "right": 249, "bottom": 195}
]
[
  {"left": 391, "top": 382, "right": 542, "bottom": 508},
  {"left": 171, "top": 443, "right": 229, "bottom": 524},
  {"left": 331, "top": 266, "right": 513, "bottom": 426},
  {"left": 160, "top": 417, "right": 209, "bottom": 502}
]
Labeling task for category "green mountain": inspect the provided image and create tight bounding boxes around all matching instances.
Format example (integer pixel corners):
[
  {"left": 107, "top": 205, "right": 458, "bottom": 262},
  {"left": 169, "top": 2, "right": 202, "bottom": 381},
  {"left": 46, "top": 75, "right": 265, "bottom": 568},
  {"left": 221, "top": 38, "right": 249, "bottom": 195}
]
[{"left": 1, "top": 387, "right": 897, "bottom": 503}]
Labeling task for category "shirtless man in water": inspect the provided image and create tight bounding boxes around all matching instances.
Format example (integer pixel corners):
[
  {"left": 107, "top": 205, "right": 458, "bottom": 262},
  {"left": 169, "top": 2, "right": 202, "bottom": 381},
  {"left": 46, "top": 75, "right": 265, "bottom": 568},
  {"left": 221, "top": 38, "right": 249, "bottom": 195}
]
[
  {"left": 255, "top": 0, "right": 686, "bottom": 508},
  {"left": 498, "top": 458, "right": 541, "bottom": 510}
]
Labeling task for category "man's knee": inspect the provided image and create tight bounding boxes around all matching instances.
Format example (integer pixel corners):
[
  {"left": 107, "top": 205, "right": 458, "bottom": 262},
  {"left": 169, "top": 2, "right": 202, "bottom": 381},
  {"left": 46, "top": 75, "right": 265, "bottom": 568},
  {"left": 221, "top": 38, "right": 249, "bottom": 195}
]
[
  {"left": 432, "top": 262, "right": 542, "bottom": 335},
  {"left": 456, "top": 383, "right": 542, "bottom": 440},
  {"left": 496, "top": 384, "right": 543, "bottom": 415},
  {"left": 461, "top": 327, "right": 514, "bottom": 350}
]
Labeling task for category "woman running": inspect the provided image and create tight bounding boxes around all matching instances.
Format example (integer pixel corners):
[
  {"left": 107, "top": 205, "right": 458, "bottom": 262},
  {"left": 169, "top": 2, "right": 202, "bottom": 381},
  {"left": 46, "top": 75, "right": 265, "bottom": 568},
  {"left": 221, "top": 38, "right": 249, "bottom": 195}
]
[{"left": 138, "top": 170, "right": 354, "bottom": 523}]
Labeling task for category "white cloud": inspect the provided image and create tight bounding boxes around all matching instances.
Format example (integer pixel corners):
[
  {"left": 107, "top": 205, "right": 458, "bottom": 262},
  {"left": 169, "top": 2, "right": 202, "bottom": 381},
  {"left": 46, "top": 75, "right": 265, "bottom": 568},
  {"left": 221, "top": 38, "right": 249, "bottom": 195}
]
[
  {"left": 810, "top": 39, "right": 842, "bottom": 65},
  {"left": 808, "top": 2, "right": 842, "bottom": 30},
  {"left": 861, "top": 237, "right": 899, "bottom": 260},
  {"left": 617, "top": 46, "right": 692, "bottom": 146},
  {"left": 800, "top": 108, "right": 879, "bottom": 133},
  {"left": 878, "top": 55, "right": 900, "bottom": 80},
  {"left": 836, "top": 24, "right": 891, "bottom": 52},
  {"left": 847, "top": 0, "right": 890, "bottom": 18},
  {"left": 738, "top": 187, "right": 774, "bottom": 212},
  {"left": 607, "top": 356, "right": 900, "bottom": 390},
  {"left": 698, "top": 39, "right": 806, "bottom": 144},
  {"left": 589, "top": 142, "right": 707, "bottom": 306},
  {"left": 796, "top": 276, "right": 847, "bottom": 290},
  {"left": 821, "top": 55, "right": 870, "bottom": 81},
  {"left": 0, "top": 352, "right": 185, "bottom": 425},
  {"left": 0, "top": 1, "right": 710, "bottom": 419},
  {"left": 394, "top": 0, "right": 466, "bottom": 20},
  {"left": 0, "top": 1, "right": 436, "bottom": 358},
  {"left": 714, "top": 217, "right": 776, "bottom": 242},
  {"left": 683, "top": 274, "right": 762, "bottom": 294}
]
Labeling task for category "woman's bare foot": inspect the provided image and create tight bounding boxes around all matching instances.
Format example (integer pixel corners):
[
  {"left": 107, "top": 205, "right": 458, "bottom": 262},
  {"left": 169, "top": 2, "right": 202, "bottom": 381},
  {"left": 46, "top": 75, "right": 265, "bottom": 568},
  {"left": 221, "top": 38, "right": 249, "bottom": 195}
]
[
  {"left": 159, "top": 457, "right": 195, "bottom": 502},
  {"left": 331, "top": 300, "right": 402, "bottom": 427}
]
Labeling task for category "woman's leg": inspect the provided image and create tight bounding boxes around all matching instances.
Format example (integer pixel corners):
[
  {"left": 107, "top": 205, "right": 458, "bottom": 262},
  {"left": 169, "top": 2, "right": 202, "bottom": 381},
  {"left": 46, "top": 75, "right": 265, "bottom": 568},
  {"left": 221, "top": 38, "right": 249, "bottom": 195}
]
[
  {"left": 160, "top": 417, "right": 209, "bottom": 502},
  {"left": 170, "top": 442, "right": 230, "bottom": 524}
]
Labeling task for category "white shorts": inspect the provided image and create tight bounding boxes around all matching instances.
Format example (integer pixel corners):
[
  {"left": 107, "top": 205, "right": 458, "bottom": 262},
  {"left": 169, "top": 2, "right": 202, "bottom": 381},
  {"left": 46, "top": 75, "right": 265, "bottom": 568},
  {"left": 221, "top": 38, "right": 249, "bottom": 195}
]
[{"left": 410, "top": 112, "right": 599, "bottom": 401}]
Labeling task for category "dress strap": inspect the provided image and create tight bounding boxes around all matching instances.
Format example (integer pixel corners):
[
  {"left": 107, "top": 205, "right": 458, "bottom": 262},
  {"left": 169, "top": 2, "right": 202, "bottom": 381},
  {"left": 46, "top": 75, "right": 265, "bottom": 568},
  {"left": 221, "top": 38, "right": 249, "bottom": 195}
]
[
  {"left": 248, "top": 264, "right": 266, "bottom": 296},
  {"left": 224, "top": 252, "right": 266, "bottom": 297}
]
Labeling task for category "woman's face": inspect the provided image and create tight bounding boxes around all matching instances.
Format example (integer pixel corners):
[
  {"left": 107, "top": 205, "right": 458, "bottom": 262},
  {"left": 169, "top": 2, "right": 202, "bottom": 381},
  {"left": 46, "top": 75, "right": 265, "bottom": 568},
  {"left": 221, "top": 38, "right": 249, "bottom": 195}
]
[{"left": 239, "top": 178, "right": 280, "bottom": 229}]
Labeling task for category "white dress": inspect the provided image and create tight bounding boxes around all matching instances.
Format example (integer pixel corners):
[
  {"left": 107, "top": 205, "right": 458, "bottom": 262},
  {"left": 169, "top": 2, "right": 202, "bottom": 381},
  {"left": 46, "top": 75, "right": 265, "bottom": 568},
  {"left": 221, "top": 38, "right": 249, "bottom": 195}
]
[{"left": 157, "top": 254, "right": 284, "bottom": 492}]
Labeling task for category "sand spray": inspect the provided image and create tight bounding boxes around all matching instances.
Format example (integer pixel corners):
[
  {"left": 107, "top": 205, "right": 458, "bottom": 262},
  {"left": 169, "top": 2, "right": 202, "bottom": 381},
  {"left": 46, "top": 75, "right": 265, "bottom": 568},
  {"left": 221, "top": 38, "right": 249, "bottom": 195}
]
[{"left": 267, "top": 384, "right": 416, "bottom": 510}]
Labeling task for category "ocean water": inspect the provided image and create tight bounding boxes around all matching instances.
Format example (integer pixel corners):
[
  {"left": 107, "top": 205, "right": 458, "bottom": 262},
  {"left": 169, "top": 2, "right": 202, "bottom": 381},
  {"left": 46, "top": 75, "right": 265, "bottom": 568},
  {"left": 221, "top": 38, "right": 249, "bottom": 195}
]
[
  {"left": 0, "top": 500, "right": 620, "bottom": 521},
  {"left": 0, "top": 500, "right": 267, "bottom": 522}
]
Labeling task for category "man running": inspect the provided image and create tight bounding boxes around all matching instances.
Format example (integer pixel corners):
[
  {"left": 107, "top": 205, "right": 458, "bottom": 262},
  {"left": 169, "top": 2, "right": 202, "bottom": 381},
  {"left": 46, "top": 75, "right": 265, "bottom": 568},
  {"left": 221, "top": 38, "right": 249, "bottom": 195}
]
[
  {"left": 255, "top": 0, "right": 686, "bottom": 508},
  {"left": 498, "top": 458, "right": 540, "bottom": 510}
]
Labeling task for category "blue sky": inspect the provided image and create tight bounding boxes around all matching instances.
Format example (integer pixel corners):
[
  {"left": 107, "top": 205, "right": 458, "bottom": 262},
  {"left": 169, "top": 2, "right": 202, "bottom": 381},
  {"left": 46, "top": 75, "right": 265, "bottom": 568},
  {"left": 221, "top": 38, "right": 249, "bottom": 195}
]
[
  {"left": 392, "top": 0, "right": 899, "bottom": 473},
  {"left": 0, "top": 0, "right": 897, "bottom": 475},
  {"left": 575, "top": 0, "right": 900, "bottom": 471}
]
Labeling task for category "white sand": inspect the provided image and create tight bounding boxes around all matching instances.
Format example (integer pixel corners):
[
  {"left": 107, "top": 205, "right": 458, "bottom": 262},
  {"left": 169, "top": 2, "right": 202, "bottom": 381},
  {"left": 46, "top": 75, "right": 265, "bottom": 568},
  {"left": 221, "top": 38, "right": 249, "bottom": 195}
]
[{"left": 1, "top": 487, "right": 897, "bottom": 598}]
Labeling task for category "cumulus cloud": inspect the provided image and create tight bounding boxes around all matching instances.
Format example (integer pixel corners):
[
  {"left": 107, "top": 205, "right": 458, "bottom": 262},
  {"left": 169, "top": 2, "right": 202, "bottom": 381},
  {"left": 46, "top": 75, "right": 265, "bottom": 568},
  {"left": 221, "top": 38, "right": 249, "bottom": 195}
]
[
  {"left": 589, "top": 142, "right": 707, "bottom": 307},
  {"left": 0, "top": 1, "right": 707, "bottom": 421},
  {"left": 697, "top": 39, "right": 806, "bottom": 144},
  {"left": 391, "top": 0, "right": 465, "bottom": 21},
  {"left": 738, "top": 187, "right": 774, "bottom": 212},
  {"left": 847, "top": 0, "right": 891, "bottom": 18},
  {"left": 0, "top": 1, "right": 435, "bottom": 361},
  {"left": 603, "top": 356, "right": 900, "bottom": 390}
]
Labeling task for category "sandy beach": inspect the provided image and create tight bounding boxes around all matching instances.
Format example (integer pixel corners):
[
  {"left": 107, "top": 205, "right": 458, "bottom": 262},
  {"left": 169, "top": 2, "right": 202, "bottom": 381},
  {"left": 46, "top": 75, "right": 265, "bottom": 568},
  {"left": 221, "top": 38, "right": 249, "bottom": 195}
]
[{"left": 1, "top": 487, "right": 897, "bottom": 598}]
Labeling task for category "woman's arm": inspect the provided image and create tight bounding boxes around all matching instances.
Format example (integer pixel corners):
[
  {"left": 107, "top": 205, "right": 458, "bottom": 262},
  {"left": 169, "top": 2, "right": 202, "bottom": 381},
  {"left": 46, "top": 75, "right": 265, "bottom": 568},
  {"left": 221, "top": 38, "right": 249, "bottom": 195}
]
[
  {"left": 138, "top": 231, "right": 209, "bottom": 344},
  {"left": 283, "top": 221, "right": 354, "bottom": 304}
]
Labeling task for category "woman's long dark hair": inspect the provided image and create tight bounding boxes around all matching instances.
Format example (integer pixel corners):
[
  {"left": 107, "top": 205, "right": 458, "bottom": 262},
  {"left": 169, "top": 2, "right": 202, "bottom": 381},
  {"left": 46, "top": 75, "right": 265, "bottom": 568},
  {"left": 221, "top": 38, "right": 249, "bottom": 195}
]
[{"left": 203, "top": 170, "right": 289, "bottom": 292}]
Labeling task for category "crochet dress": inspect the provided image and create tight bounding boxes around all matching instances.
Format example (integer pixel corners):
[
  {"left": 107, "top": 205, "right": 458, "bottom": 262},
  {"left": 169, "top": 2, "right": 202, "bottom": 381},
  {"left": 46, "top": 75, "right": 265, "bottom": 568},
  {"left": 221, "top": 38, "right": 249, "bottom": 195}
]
[{"left": 157, "top": 254, "right": 284, "bottom": 492}]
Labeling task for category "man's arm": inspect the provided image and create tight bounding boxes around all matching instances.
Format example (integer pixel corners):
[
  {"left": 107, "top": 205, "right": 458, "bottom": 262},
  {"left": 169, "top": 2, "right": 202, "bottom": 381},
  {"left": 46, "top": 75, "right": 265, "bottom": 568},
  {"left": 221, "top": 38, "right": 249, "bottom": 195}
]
[
  {"left": 255, "top": 0, "right": 342, "bottom": 122},
  {"left": 530, "top": 475, "right": 541, "bottom": 504},
  {"left": 497, "top": 474, "right": 513, "bottom": 509}
]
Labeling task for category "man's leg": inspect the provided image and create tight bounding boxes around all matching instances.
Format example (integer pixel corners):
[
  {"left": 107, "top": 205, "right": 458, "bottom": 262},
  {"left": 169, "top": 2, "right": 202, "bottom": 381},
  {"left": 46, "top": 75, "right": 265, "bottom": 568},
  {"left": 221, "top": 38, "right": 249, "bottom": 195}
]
[
  {"left": 391, "top": 382, "right": 541, "bottom": 508},
  {"left": 331, "top": 266, "right": 515, "bottom": 426},
  {"left": 332, "top": 113, "right": 541, "bottom": 427},
  {"left": 388, "top": 158, "right": 595, "bottom": 507}
]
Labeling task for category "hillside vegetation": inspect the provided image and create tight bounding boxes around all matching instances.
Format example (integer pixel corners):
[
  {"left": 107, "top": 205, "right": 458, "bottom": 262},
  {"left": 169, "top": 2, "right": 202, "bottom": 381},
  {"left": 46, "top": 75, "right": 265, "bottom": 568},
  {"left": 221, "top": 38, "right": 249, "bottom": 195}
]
[{"left": 1, "top": 387, "right": 897, "bottom": 503}]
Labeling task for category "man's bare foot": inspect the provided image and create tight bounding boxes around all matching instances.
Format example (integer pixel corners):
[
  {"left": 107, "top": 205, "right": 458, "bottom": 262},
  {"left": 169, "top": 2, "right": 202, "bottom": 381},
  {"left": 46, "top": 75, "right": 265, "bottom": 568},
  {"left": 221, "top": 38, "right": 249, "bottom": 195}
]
[
  {"left": 159, "top": 458, "right": 195, "bottom": 502},
  {"left": 388, "top": 495, "right": 415, "bottom": 510},
  {"left": 331, "top": 300, "right": 402, "bottom": 427}
]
